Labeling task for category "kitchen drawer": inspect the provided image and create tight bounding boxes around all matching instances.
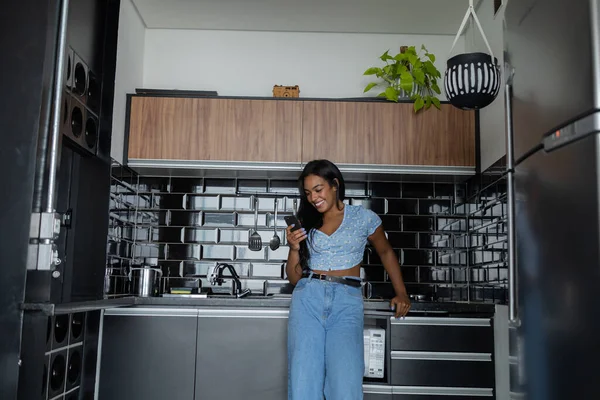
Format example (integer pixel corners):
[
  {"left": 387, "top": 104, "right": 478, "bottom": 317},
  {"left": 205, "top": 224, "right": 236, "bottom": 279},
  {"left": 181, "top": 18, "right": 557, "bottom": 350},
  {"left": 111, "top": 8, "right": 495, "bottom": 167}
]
[
  {"left": 390, "top": 317, "right": 493, "bottom": 353},
  {"left": 390, "top": 352, "right": 494, "bottom": 388}
]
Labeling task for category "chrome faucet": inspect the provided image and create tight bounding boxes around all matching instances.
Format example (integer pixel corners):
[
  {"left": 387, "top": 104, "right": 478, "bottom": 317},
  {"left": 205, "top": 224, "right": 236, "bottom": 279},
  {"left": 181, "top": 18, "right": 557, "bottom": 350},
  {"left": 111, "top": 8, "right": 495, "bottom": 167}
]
[{"left": 209, "top": 263, "right": 251, "bottom": 298}]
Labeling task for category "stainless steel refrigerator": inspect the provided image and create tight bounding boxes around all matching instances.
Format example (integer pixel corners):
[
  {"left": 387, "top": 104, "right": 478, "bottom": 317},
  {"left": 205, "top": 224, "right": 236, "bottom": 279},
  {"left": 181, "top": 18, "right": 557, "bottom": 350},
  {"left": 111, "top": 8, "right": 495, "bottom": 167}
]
[{"left": 502, "top": 0, "right": 600, "bottom": 399}]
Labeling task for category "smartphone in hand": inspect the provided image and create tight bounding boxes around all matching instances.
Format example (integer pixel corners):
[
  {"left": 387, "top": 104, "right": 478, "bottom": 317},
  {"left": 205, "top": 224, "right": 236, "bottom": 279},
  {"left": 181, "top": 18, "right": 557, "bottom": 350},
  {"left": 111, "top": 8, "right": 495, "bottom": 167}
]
[{"left": 284, "top": 215, "right": 302, "bottom": 232}]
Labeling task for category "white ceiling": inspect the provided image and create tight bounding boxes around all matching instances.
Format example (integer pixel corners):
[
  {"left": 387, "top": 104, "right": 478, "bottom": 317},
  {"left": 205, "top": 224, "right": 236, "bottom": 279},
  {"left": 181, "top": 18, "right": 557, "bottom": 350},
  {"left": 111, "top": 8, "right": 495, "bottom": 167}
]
[{"left": 131, "top": 0, "right": 472, "bottom": 35}]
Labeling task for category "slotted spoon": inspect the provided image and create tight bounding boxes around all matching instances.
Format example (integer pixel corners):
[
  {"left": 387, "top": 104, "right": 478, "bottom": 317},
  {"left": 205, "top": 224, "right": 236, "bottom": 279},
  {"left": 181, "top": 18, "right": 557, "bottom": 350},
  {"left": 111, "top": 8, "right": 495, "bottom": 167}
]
[
  {"left": 248, "top": 197, "right": 262, "bottom": 251},
  {"left": 269, "top": 198, "right": 281, "bottom": 251}
]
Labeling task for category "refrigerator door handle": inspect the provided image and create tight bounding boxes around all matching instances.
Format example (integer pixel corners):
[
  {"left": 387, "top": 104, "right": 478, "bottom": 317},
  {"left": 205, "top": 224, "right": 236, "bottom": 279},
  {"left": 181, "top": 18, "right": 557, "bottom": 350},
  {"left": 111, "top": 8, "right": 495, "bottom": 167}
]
[{"left": 504, "top": 81, "right": 519, "bottom": 325}]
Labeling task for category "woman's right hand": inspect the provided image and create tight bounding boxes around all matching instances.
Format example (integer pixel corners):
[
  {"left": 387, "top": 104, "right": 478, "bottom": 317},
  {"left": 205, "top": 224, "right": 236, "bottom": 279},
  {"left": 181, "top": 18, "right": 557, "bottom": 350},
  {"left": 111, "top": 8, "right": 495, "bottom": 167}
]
[{"left": 286, "top": 225, "right": 307, "bottom": 251}]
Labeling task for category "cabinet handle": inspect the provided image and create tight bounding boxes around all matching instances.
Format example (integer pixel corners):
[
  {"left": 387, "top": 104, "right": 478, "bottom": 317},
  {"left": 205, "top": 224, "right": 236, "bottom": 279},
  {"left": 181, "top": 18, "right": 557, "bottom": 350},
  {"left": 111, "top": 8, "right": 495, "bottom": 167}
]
[
  {"left": 504, "top": 80, "right": 519, "bottom": 325},
  {"left": 104, "top": 307, "right": 198, "bottom": 317},
  {"left": 390, "top": 386, "right": 494, "bottom": 397},
  {"left": 197, "top": 308, "right": 289, "bottom": 318},
  {"left": 390, "top": 316, "right": 490, "bottom": 327},
  {"left": 362, "top": 384, "right": 393, "bottom": 395},
  {"left": 391, "top": 351, "right": 492, "bottom": 362}
]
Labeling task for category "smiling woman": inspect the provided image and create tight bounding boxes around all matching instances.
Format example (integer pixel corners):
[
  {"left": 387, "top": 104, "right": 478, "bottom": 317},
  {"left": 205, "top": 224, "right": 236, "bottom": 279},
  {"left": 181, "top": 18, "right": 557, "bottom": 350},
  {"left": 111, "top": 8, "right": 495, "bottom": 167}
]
[{"left": 285, "top": 159, "right": 411, "bottom": 400}]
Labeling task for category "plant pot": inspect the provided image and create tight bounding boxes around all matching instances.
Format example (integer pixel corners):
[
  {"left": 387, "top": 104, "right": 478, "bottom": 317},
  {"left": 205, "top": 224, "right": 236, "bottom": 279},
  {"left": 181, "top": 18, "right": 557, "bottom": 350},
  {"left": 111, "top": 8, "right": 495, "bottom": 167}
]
[
  {"left": 444, "top": 52, "right": 501, "bottom": 110},
  {"left": 398, "top": 84, "right": 418, "bottom": 99}
]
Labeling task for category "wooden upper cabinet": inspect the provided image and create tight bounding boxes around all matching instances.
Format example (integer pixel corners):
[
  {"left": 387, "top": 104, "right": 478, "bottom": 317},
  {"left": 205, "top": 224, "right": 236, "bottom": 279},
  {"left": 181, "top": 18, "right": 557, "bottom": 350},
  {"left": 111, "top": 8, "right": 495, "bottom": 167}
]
[
  {"left": 128, "top": 97, "right": 303, "bottom": 162},
  {"left": 301, "top": 101, "right": 476, "bottom": 166},
  {"left": 127, "top": 96, "right": 476, "bottom": 168}
]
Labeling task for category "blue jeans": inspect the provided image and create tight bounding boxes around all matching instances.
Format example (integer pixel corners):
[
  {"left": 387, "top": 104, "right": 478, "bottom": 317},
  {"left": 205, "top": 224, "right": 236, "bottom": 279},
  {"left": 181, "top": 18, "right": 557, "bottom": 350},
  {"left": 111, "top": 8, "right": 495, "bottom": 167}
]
[{"left": 287, "top": 277, "right": 364, "bottom": 400}]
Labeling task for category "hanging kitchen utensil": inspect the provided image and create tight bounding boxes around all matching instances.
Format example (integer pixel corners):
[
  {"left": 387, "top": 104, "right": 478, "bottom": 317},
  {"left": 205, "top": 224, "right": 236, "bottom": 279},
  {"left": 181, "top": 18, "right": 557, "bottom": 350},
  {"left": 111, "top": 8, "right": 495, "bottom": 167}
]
[
  {"left": 444, "top": 0, "right": 501, "bottom": 110},
  {"left": 248, "top": 196, "right": 262, "bottom": 251},
  {"left": 269, "top": 198, "right": 281, "bottom": 251}
]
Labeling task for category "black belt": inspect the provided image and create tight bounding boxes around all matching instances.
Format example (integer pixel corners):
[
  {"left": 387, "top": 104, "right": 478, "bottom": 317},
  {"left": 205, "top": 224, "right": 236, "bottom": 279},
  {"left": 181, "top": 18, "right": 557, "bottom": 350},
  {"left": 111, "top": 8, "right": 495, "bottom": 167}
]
[{"left": 301, "top": 272, "right": 362, "bottom": 288}]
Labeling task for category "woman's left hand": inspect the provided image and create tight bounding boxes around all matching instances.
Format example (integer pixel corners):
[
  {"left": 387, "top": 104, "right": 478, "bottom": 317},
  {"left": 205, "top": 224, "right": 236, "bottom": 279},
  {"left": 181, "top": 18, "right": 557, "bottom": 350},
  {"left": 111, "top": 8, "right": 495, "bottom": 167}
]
[{"left": 390, "top": 292, "right": 411, "bottom": 318}]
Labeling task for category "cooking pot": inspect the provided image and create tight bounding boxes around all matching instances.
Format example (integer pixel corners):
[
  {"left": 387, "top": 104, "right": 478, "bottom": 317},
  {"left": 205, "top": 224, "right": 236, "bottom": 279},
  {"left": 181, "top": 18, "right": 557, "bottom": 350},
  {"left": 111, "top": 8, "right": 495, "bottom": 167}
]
[{"left": 129, "top": 267, "right": 162, "bottom": 297}]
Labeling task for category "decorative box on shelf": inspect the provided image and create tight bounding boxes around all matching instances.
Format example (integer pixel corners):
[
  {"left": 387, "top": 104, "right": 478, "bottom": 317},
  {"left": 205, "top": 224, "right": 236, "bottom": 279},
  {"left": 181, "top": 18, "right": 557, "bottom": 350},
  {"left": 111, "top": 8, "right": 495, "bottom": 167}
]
[{"left": 272, "top": 85, "right": 300, "bottom": 98}]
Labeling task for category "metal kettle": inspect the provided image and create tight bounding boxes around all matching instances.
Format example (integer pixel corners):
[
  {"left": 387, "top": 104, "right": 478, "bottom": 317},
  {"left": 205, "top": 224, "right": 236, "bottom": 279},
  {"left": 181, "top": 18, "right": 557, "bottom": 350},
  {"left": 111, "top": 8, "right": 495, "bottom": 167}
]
[{"left": 128, "top": 260, "right": 162, "bottom": 297}]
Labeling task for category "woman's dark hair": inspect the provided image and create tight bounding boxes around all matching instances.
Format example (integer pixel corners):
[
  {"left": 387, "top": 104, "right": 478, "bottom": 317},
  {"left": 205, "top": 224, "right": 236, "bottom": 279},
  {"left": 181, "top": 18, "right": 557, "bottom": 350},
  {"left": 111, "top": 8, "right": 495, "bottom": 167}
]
[{"left": 296, "top": 159, "right": 346, "bottom": 272}]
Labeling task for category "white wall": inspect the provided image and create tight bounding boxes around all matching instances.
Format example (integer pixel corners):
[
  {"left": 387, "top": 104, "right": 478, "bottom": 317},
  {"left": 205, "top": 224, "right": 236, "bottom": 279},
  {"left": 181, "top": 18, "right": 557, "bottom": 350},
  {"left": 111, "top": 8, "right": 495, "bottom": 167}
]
[
  {"left": 110, "top": 0, "right": 146, "bottom": 163},
  {"left": 466, "top": 0, "right": 506, "bottom": 171},
  {"left": 142, "top": 29, "right": 464, "bottom": 99}
]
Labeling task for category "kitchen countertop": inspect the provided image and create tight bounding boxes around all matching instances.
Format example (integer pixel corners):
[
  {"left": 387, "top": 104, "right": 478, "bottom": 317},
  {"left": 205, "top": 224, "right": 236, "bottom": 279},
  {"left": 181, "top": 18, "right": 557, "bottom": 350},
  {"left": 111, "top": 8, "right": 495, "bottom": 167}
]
[{"left": 22, "top": 295, "right": 496, "bottom": 316}]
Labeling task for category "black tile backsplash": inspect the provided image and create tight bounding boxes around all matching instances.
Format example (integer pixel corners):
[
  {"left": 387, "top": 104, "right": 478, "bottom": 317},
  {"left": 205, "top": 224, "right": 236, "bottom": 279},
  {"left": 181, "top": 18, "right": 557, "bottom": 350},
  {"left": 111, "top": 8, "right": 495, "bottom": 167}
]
[
  {"left": 387, "top": 199, "right": 418, "bottom": 215},
  {"left": 402, "top": 182, "right": 434, "bottom": 198},
  {"left": 459, "top": 157, "right": 508, "bottom": 303},
  {"left": 362, "top": 265, "right": 386, "bottom": 282},
  {"left": 138, "top": 176, "right": 171, "bottom": 192},
  {"left": 154, "top": 194, "right": 185, "bottom": 210},
  {"left": 369, "top": 182, "right": 401, "bottom": 198},
  {"left": 419, "top": 199, "right": 452, "bottom": 215},
  {"left": 403, "top": 216, "right": 434, "bottom": 232},
  {"left": 433, "top": 183, "right": 456, "bottom": 199},
  {"left": 380, "top": 215, "right": 402, "bottom": 231},
  {"left": 204, "top": 178, "right": 236, "bottom": 193},
  {"left": 268, "top": 180, "right": 298, "bottom": 194},
  {"left": 368, "top": 198, "right": 387, "bottom": 214},
  {"left": 106, "top": 159, "right": 508, "bottom": 303},
  {"left": 398, "top": 266, "right": 418, "bottom": 284},
  {"left": 170, "top": 177, "right": 203, "bottom": 193},
  {"left": 170, "top": 211, "right": 204, "bottom": 227},
  {"left": 419, "top": 233, "right": 454, "bottom": 249},
  {"left": 386, "top": 232, "right": 418, "bottom": 249},
  {"left": 401, "top": 249, "right": 435, "bottom": 266}
]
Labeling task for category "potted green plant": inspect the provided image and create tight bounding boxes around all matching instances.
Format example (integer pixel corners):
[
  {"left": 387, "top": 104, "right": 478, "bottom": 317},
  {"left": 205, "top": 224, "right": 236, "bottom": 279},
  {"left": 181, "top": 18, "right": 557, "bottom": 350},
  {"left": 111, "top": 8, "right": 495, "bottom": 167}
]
[{"left": 363, "top": 45, "right": 442, "bottom": 113}]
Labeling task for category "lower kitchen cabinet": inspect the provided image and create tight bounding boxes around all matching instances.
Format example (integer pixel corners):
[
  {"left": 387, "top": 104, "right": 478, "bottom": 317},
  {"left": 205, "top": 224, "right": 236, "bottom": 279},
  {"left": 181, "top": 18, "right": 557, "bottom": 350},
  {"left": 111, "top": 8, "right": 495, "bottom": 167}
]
[
  {"left": 388, "top": 316, "right": 495, "bottom": 397},
  {"left": 390, "top": 358, "right": 494, "bottom": 387},
  {"left": 97, "top": 308, "right": 497, "bottom": 400},
  {"left": 390, "top": 318, "right": 493, "bottom": 353},
  {"left": 98, "top": 308, "right": 198, "bottom": 400},
  {"left": 194, "top": 308, "right": 288, "bottom": 400},
  {"left": 364, "top": 385, "right": 492, "bottom": 399},
  {"left": 98, "top": 307, "right": 288, "bottom": 400}
]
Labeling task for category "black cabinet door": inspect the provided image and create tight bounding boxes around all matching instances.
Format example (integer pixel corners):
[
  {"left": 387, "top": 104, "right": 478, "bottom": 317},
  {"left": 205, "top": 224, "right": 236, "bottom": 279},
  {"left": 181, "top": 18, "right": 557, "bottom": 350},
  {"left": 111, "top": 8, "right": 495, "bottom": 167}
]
[
  {"left": 195, "top": 309, "right": 288, "bottom": 400},
  {"left": 98, "top": 309, "right": 198, "bottom": 400},
  {"left": 390, "top": 317, "right": 493, "bottom": 353},
  {"left": 390, "top": 358, "right": 494, "bottom": 388}
]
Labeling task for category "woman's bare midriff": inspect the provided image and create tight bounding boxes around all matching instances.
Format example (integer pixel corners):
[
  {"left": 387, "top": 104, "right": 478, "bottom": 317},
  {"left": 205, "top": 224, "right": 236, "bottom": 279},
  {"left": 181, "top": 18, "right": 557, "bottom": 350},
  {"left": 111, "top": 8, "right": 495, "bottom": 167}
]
[{"left": 312, "top": 264, "right": 361, "bottom": 277}]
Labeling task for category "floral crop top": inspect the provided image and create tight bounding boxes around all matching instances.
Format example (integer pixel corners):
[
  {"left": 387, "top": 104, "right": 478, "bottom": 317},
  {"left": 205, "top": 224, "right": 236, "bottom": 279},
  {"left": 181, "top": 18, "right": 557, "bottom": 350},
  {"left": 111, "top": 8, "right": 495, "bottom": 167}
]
[{"left": 307, "top": 204, "right": 382, "bottom": 271}]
